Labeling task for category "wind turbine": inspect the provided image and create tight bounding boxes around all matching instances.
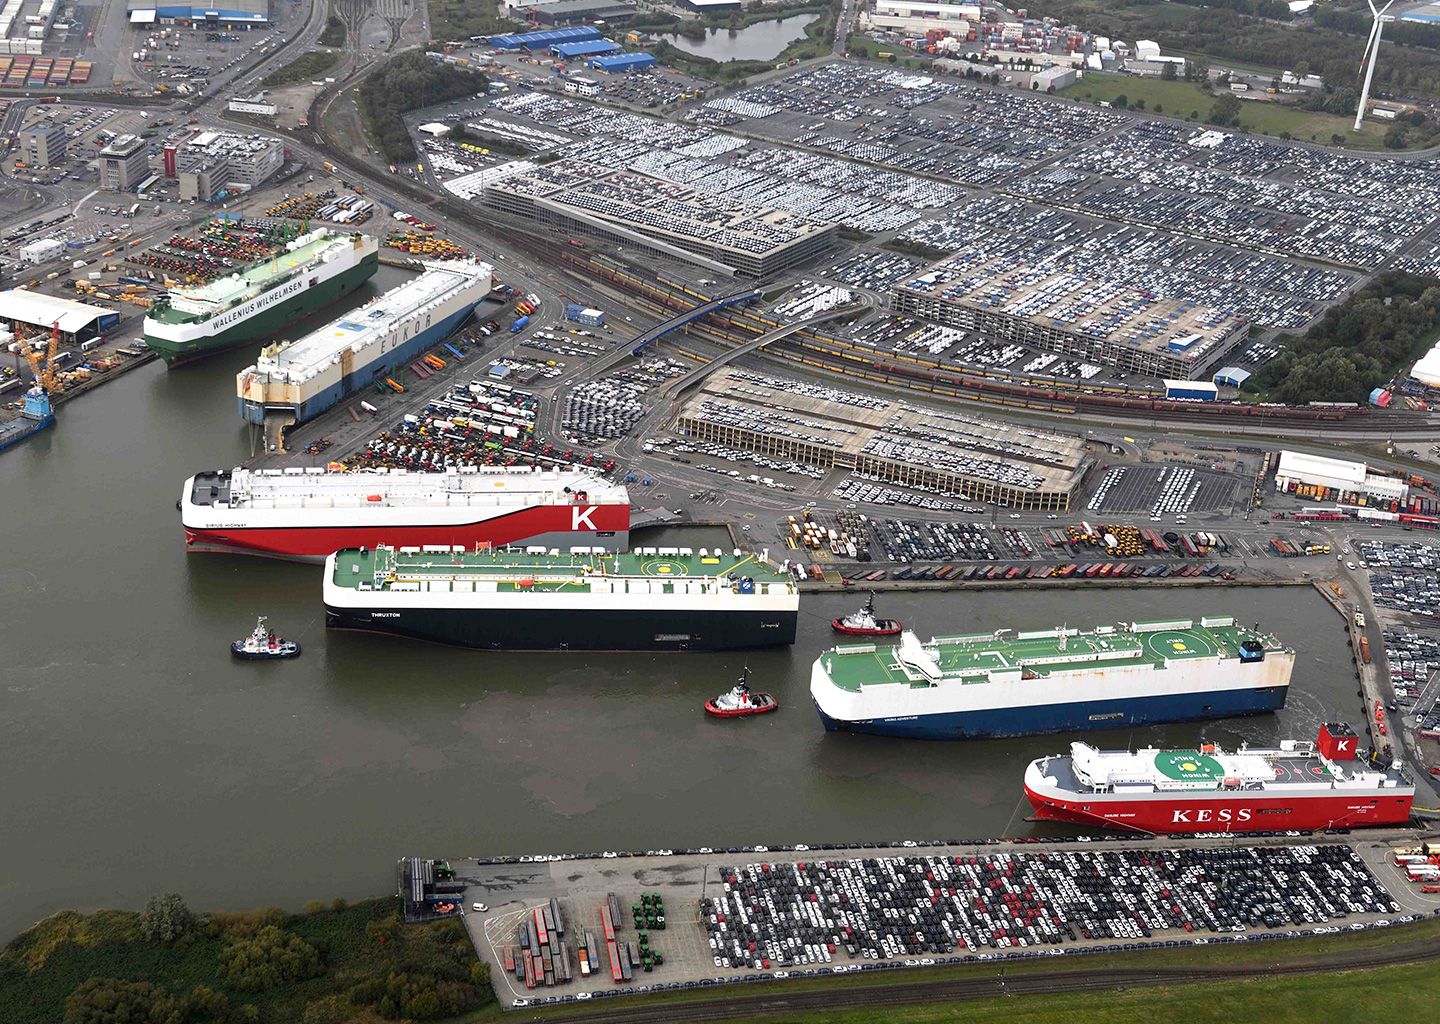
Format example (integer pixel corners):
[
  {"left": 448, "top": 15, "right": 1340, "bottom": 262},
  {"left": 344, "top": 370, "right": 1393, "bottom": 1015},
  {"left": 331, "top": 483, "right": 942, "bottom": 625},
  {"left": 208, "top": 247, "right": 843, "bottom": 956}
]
[{"left": 1354, "top": 0, "right": 1396, "bottom": 132}]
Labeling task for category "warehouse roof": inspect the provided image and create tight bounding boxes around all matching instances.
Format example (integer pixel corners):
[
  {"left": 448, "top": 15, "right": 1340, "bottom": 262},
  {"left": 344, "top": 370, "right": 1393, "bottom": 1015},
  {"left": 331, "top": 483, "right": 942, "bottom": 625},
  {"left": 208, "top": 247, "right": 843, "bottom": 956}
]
[
  {"left": 0, "top": 290, "right": 117, "bottom": 334},
  {"left": 490, "top": 24, "right": 600, "bottom": 47},
  {"left": 1410, "top": 342, "right": 1440, "bottom": 387},
  {"left": 552, "top": 38, "right": 619, "bottom": 56},
  {"left": 1275, "top": 449, "right": 1366, "bottom": 489},
  {"left": 1212, "top": 366, "right": 1251, "bottom": 386}
]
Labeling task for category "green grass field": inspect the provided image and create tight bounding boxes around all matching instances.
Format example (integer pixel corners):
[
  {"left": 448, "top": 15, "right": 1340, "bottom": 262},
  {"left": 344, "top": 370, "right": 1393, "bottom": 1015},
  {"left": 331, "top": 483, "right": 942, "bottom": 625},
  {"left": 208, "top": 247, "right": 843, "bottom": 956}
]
[
  {"left": 259, "top": 49, "right": 340, "bottom": 89},
  {"left": 684, "top": 963, "right": 1439, "bottom": 1024},
  {"left": 429, "top": 0, "right": 514, "bottom": 42},
  {"left": 1059, "top": 72, "right": 1412, "bottom": 150}
]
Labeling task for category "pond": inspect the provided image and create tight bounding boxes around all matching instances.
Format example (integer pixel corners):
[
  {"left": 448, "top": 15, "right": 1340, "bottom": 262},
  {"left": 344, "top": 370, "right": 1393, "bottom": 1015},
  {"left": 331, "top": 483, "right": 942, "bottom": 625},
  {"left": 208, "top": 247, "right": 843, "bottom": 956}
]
[{"left": 663, "top": 14, "right": 819, "bottom": 62}]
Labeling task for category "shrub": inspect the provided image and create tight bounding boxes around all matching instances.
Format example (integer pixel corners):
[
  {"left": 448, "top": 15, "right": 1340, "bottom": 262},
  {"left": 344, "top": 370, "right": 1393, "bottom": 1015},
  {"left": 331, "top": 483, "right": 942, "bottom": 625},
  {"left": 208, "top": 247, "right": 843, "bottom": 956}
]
[
  {"left": 217, "top": 926, "right": 324, "bottom": 992},
  {"left": 62, "top": 977, "right": 168, "bottom": 1024}
]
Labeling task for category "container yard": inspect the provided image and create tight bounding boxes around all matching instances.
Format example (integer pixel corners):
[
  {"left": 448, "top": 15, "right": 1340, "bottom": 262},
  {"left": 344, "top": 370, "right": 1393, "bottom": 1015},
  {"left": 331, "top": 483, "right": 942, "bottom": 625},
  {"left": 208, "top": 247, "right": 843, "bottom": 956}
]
[
  {"left": 263, "top": 189, "right": 374, "bottom": 225},
  {"left": 340, "top": 377, "right": 619, "bottom": 474},
  {"left": 404, "top": 831, "right": 1435, "bottom": 1010}
]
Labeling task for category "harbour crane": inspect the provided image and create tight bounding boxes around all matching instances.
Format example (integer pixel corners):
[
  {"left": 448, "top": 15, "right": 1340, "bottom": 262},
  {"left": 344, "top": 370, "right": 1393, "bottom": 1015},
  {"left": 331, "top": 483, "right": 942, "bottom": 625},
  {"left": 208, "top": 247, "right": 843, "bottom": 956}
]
[{"left": 20, "top": 319, "right": 63, "bottom": 394}]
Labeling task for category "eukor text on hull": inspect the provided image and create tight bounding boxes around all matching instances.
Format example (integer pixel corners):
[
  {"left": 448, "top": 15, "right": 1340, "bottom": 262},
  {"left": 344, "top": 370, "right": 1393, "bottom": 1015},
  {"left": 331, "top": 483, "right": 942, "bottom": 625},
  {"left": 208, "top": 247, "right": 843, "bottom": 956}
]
[
  {"left": 237, "top": 259, "right": 493, "bottom": 428},
  {"left": 323, "top": 545, "right": 799, "bottom": 651},
  {"left": 810, "top": 616, "right": 1293, "bottom": 739}
]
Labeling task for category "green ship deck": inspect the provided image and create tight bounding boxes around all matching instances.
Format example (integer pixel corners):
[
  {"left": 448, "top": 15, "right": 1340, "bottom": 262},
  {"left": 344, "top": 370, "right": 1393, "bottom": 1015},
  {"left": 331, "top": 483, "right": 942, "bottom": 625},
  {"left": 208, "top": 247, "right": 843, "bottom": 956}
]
[
  {"left": 331, "top": 546, "right": 794, "bottom": 595},
  {"left": 147, "top": 232, "right": 351, "bottom": 324},
  {"left": 821, "top": 617, "right": 1289, "bottom": 692}
]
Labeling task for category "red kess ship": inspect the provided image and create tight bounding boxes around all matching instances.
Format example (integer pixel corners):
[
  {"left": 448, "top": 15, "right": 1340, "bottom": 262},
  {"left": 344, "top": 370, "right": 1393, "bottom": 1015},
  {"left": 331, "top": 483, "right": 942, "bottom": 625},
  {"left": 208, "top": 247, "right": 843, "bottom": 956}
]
[
  {"left": 180, "top": 465, "right": 630, "bottom": 562},
  {"left": 1025, "top": 723, "right": 1415, "bottom": 833}
]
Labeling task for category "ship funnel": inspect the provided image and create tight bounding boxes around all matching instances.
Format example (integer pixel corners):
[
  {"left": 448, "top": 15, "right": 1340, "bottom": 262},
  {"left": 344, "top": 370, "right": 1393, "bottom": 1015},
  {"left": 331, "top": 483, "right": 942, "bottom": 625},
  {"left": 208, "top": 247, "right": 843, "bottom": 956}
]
[{"left": 1318, "top": 723, "right": 1357, "bottom": 761}]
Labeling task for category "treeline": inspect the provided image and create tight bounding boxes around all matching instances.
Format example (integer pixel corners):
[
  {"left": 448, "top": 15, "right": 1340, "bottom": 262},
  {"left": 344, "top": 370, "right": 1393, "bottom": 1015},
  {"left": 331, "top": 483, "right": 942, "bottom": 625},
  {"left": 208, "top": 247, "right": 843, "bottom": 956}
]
[
  {"left": 0, "top": 894, "right": 493, "bottom": 1024},
  {"left": 1031, "top": 0, "right": 1440, "bottom": 102},
  {"left": 359, "top": 51, "right": 484, "bottom": 164},
  {"left": 1250, "top": 272, "right": 1440, "bottom": 403}
]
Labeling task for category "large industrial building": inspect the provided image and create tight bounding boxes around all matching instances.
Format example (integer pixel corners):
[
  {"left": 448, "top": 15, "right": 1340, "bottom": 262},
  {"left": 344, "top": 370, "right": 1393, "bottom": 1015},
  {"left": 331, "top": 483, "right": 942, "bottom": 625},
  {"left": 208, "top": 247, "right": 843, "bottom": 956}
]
[
  {"left": 677, "top": 0, "right": 741, "bottom": 12},
  {"left": 530, "top": 0, "right": 635, "bottom": 25},
  {"left": 175, "top": 130, "right": 284, "bottom": 201},
  {"left": 1273, "top": 450, "right": 1409, "bottom": 505},
  {"left": 125, "top": 0, "right": 269, "bottom": 23},
  {"left": 674, "top": 368, "right": 1088, "bottom": 511},
  {"left": 0, "top": 291, "right": 121, "bottom": 343},
  {"left": 480, "top": 158, "right": 835, "bottom": 277},
  {"left": 892, "top": 250, "right": 1245, "bottom": 380}
]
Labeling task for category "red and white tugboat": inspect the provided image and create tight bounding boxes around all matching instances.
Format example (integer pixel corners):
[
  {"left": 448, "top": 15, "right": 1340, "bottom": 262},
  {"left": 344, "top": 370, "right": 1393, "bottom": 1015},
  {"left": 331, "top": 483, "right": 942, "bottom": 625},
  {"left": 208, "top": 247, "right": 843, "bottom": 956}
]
[
  {"left": 705, "top": 667, "right": 778, "bottom": 718},
  {"left": 831, "top": 593, "right": 901, "bottom": 637},
  {"left": 231, "top": 616, "right": 302, "bottom": 660}
]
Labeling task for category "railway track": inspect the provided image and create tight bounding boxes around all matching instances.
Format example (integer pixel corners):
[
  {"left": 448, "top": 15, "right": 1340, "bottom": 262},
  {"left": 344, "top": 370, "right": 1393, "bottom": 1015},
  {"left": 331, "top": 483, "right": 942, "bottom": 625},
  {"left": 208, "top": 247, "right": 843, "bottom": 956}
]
[
  {"left": 290, "top": 98, "right": 1437, "bottom": 439},
  {"left": 519, "top": 932, "right": 1440, "bottom": 1023}
]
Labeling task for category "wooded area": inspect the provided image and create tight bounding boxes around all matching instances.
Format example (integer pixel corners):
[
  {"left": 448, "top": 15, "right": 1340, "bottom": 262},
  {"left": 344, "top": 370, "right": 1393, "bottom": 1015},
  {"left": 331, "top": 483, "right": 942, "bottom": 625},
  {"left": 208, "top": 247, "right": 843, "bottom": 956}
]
[
  {"left": 1251, "top": 272, "right": 1440, "bottom": 403},
  {"left": 359, "top": 51, "right": 484, "bottom": 164}
]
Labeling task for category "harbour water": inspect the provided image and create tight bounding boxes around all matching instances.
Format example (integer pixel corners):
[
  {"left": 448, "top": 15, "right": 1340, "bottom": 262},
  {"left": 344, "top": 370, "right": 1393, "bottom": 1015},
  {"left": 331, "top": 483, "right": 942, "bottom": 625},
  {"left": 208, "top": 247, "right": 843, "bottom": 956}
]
[
  {"left": 663, "top": 15, "right": 819, "bottom": 61},
  {"left": 0, "top": 276, "right": 1364, "bottom": 940}
]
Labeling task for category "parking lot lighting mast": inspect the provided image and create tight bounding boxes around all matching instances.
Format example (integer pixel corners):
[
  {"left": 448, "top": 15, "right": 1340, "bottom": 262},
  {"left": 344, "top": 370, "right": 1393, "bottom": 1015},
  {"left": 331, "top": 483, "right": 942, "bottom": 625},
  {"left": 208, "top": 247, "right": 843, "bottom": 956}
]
[{"left": 1354, "top": 0, "right": 1395, "bottom": 132}]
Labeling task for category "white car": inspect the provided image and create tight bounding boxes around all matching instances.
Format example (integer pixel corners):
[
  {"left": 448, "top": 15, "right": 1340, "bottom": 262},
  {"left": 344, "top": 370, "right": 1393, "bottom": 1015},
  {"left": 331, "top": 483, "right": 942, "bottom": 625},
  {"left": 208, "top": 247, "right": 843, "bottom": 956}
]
[
  {"left": 1009, "top": 513, "right": 1021, "bottom": 519},
  {"left": 1346, "top": 562, "right": 1356, "bottom": 570},
  {"left": 471, "top": 902, "right": 488, "bottom": 913}
]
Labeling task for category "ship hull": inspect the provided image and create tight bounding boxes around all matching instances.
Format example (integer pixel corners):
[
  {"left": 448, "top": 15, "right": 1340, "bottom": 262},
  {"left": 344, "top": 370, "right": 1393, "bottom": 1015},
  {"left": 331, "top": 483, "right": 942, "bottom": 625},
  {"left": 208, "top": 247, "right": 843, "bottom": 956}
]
[
  {"left": 0, "top": 412, "right": 54, "bottom": 453},
  {"left": 1023, "top": 781, "right": 1415, "bottom": 833},
  {"left": 238, "top": 301, "right": 477, "bottom": 426},
  {"left": 814, "top": 684, "right": 1288, "bottom": 740},
  {"left": 184, "top": 503, "right": 631, "bottom": 562},
  {"left": 324, "top": 605, "right": 799, "bottom": 652},
  {"left": 146, "top": 253, "right": 380, "bottom": 366}
]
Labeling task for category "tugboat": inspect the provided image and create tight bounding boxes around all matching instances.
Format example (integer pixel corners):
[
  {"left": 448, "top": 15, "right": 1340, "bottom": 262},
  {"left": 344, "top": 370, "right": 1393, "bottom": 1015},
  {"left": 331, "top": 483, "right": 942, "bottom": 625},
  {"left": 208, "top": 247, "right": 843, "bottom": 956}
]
[
  {"left": 231, "top": 616, "right": 302, "bottom": 659},
  {"left": 831, "top": 592, "right": 901, "bottom": 637},
  {"left": 705, "top": 667, "right": 778, "bottom": 718}
]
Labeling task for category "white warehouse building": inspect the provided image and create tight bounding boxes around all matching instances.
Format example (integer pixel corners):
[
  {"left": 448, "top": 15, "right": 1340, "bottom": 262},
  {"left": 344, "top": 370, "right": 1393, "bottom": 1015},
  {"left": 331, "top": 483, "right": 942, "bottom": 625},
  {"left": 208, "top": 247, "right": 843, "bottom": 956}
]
[{"left": 1274, "top": 450, "right": 1409, "bottom": 503}]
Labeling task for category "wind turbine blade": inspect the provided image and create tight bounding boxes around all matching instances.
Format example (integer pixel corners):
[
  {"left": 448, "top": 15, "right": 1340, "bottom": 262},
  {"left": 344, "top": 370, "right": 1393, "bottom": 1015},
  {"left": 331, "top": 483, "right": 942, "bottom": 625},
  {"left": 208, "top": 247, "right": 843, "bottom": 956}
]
[{"left": 1359, "top": 17, "right": 1381, "bottom": 77}]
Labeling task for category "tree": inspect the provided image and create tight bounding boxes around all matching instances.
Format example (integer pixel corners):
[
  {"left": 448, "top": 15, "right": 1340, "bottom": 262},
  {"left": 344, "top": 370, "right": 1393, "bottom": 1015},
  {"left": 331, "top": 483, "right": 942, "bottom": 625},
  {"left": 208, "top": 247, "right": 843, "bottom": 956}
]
[
  {"left": 1134, "top": 98, "right": 1146, "bottom": 110},
  {"left": 302, "top": 900, "right": 326, "bottom": 915},
  {"left": 140, "top": 893, "right": 197, "bottom": 945},
  {"left": 1331, "top": 133, "right": 1346, "bottom": 146},
  {"left": 1153, "top": 102, "right": 1163, "bottom": 113},
  {"left": 1186, "top": 56, "right": 1211, "bottom": 88},
  {"left": 1113, "top": 93, "right": 1128, "bottom": 108},
  {"left": 1162, "top": 61, "right": 1177, "bottom": 80},
  {"left": 1384, "top": 123, "right": 1410, "bottom": 149},
  {"left": 1207, "top": 92, "right": 1242, "bottom": 124}
]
